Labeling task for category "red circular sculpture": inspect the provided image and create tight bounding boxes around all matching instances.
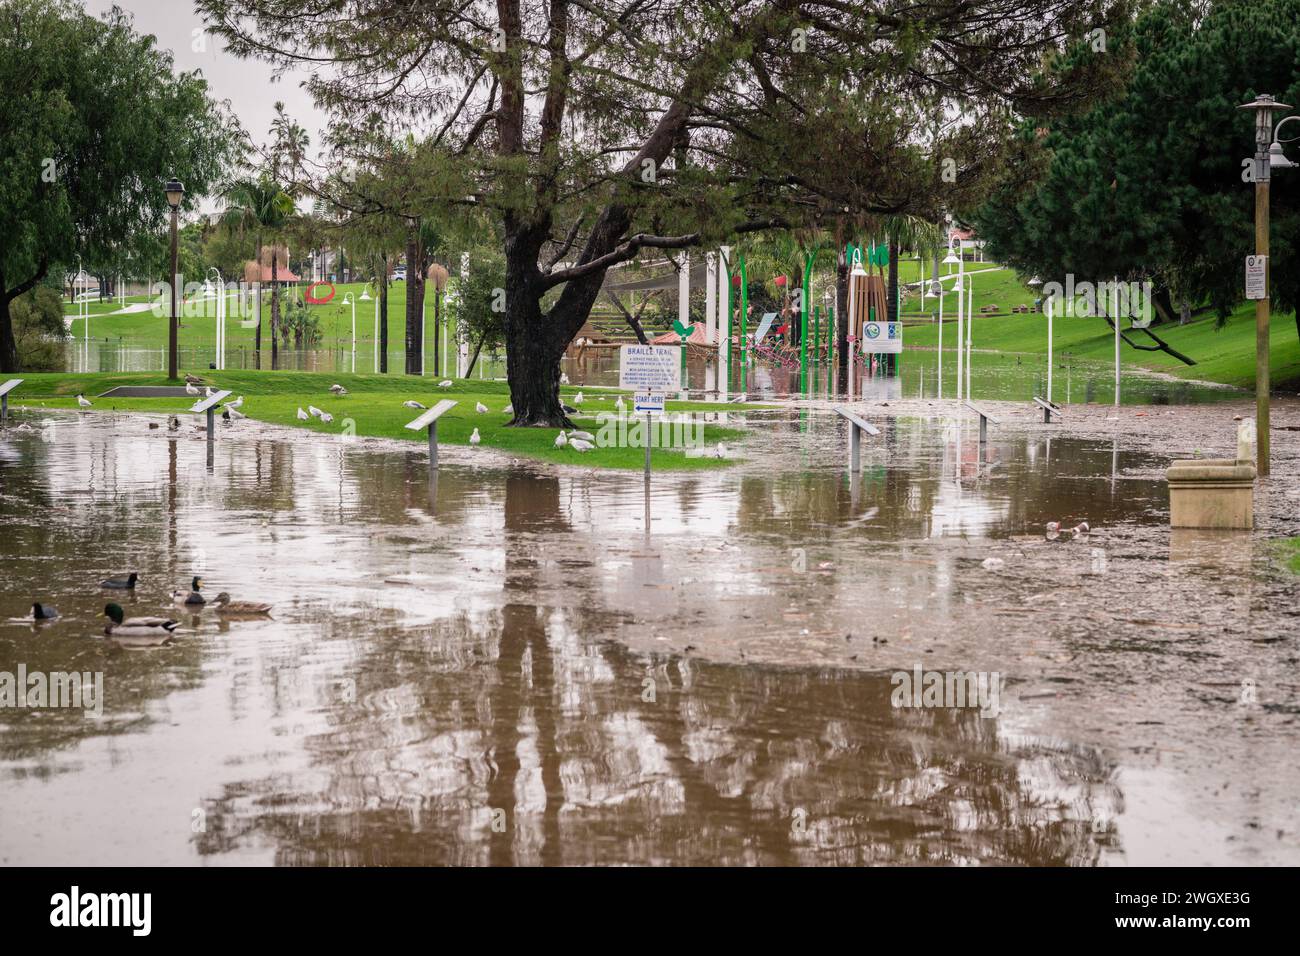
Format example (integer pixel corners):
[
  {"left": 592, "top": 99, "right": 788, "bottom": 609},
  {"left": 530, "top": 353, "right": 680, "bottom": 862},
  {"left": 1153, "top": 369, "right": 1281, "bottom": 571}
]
[{"left": 305, "top": 281, "right": 336, "bottom": 304}]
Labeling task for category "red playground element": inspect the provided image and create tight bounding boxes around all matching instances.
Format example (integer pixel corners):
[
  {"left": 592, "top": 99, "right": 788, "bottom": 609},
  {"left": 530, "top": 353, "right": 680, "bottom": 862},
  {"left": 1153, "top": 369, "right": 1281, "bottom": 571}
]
[{"left": 305, "top": 281, "right": 336, "bottom": 304}]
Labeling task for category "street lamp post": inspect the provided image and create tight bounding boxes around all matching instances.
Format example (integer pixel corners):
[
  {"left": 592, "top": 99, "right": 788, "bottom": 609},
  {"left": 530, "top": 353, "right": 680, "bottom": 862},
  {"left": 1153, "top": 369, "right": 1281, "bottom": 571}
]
[
  {"left": 1238, "top": 95, "right": 1294, "bottom": 476},
  {"left": 342, "top": 292, "right": 356, "bottom": 373},
  {"left": 208, "top": 267, "right": 224, "bottom": 370},
  {"left": 165, "top": 178, "right": 184, "bottom": 380},
  {"left": 360, "top": 284, "right": 374, "bottom": 372}
]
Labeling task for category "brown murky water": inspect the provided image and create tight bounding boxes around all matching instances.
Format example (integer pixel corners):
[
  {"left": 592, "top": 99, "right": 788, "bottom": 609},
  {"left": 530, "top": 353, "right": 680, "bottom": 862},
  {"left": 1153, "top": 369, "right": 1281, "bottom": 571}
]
[{"left": 1, "top": 399, "right": 1298, "bottom": 865}]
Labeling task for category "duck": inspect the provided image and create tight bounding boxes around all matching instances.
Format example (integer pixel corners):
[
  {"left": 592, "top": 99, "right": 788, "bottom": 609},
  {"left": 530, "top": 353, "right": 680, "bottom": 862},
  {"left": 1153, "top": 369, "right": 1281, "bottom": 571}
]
[
  {"left": 76, "top": 393, "right": 92, "bottom": 408},
  {"left": 30, "top": 602, "right": 59, "bottom": 621},
  {"left": 184, "top": 374, "right": 204, "bottom": 385},
  {"left": 170, "top": 576, "right": 206, "bottom": 606},
  {"left": 469, "top": 427, "right": 481, "bottom": 447},
  {"left": 210, "top": 592, "right": 272, "bottom": 615},
  {"left": 296, "top": 407, "right": 309, "bottom": 421},
  {"left": 100, "top": 571, "right": 139, "bottom": 590},
  {"left": 561, "top": 403, "right": 579, "bottom": 415},
  {"left": 403, "top": 400, "right": 426, "bottom": 409},
  {"left": 103, "top": 603, "right": 180, "bottom": 648}
]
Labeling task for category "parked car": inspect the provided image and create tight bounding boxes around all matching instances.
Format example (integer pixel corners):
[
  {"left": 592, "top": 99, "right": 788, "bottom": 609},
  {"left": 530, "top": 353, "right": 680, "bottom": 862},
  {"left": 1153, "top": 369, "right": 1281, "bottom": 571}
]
[{"left": 389, "top": 269, "right": 406, "bottom": 282}]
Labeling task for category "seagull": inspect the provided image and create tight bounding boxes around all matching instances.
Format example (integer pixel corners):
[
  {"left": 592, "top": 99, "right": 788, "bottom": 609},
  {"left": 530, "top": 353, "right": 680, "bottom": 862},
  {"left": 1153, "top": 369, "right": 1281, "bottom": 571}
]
[
  {"left": 203, "top": 386, "right": 213, "bottom": 398},
  {"left": 469, "top": 427, "right": 481, "bottom": 447},
  {"left": 308, "top": 405, "right": 323, "bottom": 418},
  {"left": 615, "top": 396, "right": 625, "bottom": 412},
  {"left": 573, "top": 391, "right": 584, "bottom": 405},
  {"left": 554, "top": 430, "right": 568, "bottom": 449},
  {"left": 320, "top": 411, "right": 334, "bottom": 423},
  {"left": 297, "top": 407, "right": 309, "bottom": 421},
  {"left": 227, "top": 395, "right": 244, "bottom": 409},
  {"left": 223, "top": 405, "right": 245, "bottom": 420},
  {"left": 403, "top": 400, "right": 426, "bottom": 409},
  {"left": 560, "top": 373, "right": 570, "bottom": 385},
  {"left": 569, "top": 430, "right": 595, "bottom": 442},
  {"left": 569, "top": 438, "right": 594, "bottom": 452},
  {"left": 76, "top": 394, "right": 92, "bottom": 408},
  {"left": 329, "top": 384, "right": 347, "bottom": 395},
  {"left": 438, "top": 380, "right": 453, "bottom": 388},
  {"left": 503, "top": 403, "right": 513, "bottom": 414},
  {"left": 184, "top": 374, "right": 204, "bottom": 385},
  {"left": 475, "top": 401, "right": 489, "bottom": 414},
  {"left": 728, "top": 393, "right": 747, "bottom": 403},
  {"left": 714, "top": 442, "right": 728, "bottom": 459},
  {"left": 185, "top": 382, "right": 199, "bottom": 396}
]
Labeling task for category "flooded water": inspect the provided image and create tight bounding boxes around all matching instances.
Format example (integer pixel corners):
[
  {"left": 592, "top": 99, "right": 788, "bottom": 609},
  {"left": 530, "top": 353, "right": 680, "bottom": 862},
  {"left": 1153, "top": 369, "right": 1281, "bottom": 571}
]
[{"left": 1, "top": 402, "right": 1297, "bottom": 866}]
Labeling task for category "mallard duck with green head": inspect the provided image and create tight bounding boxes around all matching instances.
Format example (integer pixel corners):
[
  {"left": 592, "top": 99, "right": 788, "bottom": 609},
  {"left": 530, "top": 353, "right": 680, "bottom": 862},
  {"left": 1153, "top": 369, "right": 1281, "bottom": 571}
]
[
  {"left": 170, "top": 576, "right": 206, "bottom": 606},
  {"left": 103, "top": 603, "right": 180, "bottom": 648}
]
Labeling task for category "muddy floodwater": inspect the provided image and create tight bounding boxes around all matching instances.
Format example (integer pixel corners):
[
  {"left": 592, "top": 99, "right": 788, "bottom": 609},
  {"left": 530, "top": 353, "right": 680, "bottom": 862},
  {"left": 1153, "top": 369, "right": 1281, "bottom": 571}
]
[{"left": 1, "top": 393, "right": 1298, "bottom": 866}]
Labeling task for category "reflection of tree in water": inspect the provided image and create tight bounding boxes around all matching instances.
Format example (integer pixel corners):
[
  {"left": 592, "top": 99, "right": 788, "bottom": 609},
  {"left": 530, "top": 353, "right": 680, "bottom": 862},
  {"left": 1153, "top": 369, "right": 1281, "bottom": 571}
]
[{"left": 191, "top": 598, "right": 1119, "bottom": 864}]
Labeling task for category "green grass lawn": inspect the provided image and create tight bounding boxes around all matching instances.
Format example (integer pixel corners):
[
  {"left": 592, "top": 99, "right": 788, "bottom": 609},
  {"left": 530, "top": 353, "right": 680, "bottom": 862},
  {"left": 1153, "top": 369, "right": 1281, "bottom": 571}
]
[
  {"left": 9, "top": 370, "right": 753, "bottom": 471},
  {"left": 903, "top": 301, "right": 1300, "bottom": 391}
]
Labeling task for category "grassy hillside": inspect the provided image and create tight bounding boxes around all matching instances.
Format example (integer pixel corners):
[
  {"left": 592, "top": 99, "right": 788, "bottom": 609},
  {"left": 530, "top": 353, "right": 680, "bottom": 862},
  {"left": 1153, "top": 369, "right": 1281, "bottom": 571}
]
[{"left": 9, "top": 370, "right": 752, "bottom": 471}]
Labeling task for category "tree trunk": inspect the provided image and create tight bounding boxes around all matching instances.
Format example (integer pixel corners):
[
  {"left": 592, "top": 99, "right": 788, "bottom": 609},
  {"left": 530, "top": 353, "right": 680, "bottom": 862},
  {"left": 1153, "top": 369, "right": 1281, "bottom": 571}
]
[
  {"left": 505, "top": 302, "right": 571, "bottom": 427},
  {"left": 0, "top": 295, "right": 17, "bottom": 373},
  {"left": 379, "top": 256, "right": 389, "bottom": 373},
  {"left": 270, "top": 248, "right": 280, "bottom": 370},
  {"left": 404, "top": 233, "right": 424, "bottom": 375},
  {"left": 835, "top": 236, "right": 849, "bottom": 391},
  {"left": 253, "top": 237, "right": 263, "bottom": 370}
]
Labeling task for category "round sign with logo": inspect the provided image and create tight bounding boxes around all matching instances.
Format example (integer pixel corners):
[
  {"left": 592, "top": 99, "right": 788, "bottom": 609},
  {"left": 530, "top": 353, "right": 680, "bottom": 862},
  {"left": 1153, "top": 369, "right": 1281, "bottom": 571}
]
[{"left": 864, "top": 322, "right": 882, "bottom": 340}]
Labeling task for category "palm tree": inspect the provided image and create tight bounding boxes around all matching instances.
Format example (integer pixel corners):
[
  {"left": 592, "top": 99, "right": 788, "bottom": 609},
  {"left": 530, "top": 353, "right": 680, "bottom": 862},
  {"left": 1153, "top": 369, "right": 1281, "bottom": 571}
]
[{"left": 221, "top": 176, "right": 294, "bottom": 369}]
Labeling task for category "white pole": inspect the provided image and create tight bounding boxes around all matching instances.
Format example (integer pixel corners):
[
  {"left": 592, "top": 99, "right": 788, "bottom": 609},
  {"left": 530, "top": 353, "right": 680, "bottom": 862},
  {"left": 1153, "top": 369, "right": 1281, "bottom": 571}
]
[
  {"left": 350, "top": 296, "right": 356, "bottom": 373},
  {"left": 705, "top": 251, "right": 717, "bottom": 349},
  {"left": 374, "top": 295, "right": 379, "bottom": 373},
  {"left": 218, "top": 276, "right": 225, "bottom": 369},
  {"left": 955, "top": 280, "right": 963, "bottom": 405},
  {"left": 421, "top": 290, "right": 426, "bottom": 376},
  {"left": 966, "top": 275, "right": 974, "bottom": 401},
  {"left": 458, "top": 253, "right": 470, "bottom": 377},
  {"left": 937, "top": 287, "right": 944, "bottom": 400},
  {"left": 1046, "top": 297, "right": 1053, "bottom": 404},
  {"left": 1113, "top": 277, "right": 1120, "bottom": 406},
  {"left": 718, "top": 247, "right": 731, "bottom": 400}
]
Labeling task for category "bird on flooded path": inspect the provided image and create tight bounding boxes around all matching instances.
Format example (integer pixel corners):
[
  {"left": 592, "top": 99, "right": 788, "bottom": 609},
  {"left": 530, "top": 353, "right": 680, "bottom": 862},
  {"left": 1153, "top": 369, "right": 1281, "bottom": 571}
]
[
  {"left": 103, "top": 603, "right": 180, "bottom": 648},
  {"left": 29, "top": 602, "right": 60, "bottom": 621},
  {"left": 469, "top": 428, "right": 481, "bottom": 447},
  {"left": 76, "top": 394, "right": 92, "bottom": 408},
  {"left": 170, "top": 576, "right": 206, "bottom": 606},
  {"left": 210, "top": 593, "right": 272, "bottom": 615},
  {"left": 100, "top": 572, "right": 139, "bottom": 590}
]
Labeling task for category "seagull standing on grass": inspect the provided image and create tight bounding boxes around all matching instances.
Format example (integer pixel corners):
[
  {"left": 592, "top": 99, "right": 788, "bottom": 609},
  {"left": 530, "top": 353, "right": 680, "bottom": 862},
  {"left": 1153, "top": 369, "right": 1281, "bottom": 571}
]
[
  {"left": 227, "top": 395, "right": 244, "bottom": 409},
  {"left": 438, "top": 380, "right": 453, "bottom": 388},
  {"left": 573, "top": 391, "right": 584, "bottom": 406},
  {"left": 320, "top": 411, "right": 334, "bottom": 423},
  {"left": 329, "top": 384, "right": 347, "bottom": 395},
  {"left": 308, "top": 405, "right": 323, "bottom": 418},
  {"left": 297, "top": 407, "right": 309, "bottom": 421},
  {"left": 569, "top": 430, "right": 594, "bottom": 442},
  {"left": 475, "top": 401, "right": 489, "bottom": 414},
  {"left": 554, "top": 431, "right": 568, "bottom": 449},
  {"left": 570, "top": 438, "right": 594, "bottom": 452},
  {"left": 403, "top": 400, "right": 426, "bottom": 409}
]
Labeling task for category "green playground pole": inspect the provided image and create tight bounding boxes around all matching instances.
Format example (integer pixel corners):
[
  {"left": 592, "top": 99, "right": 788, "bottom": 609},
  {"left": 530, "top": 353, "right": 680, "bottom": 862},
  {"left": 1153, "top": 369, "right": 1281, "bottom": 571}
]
[
  {"left": 739, "top": 255, "right": 749, "bottom": 370},
  {"left": 724, "top": 261, "right": 732, "bottom": 389},
  {"left": 800, "top": 250, "right": 815, "bottom": 393},
  {"left": 813, "top": 306, "right": 820, "bottom": 368}
]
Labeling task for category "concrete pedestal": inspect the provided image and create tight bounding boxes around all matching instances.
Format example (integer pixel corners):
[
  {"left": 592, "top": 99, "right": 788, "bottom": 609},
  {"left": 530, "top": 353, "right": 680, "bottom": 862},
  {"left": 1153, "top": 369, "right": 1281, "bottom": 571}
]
[{"left": 1166, "top": 458, "right": 1256, "bottom": 530}]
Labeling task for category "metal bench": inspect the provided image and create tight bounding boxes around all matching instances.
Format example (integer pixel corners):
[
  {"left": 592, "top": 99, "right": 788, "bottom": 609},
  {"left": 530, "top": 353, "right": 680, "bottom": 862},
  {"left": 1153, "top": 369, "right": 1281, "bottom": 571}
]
[
  {"left": 404, "top": 399, "right": 458, "bottom": 467},
  {"left": 0, "top": 379, "right": 22, "bottom": 424},
  {"left": 836, "top": 407, "right": 881, "bottom": 472},
  {"left": 1032, "top": 396, "right": 1063, "bottom": 423},
  {"left": 964, "top": 400, "right": 999, "bottom": 444}
]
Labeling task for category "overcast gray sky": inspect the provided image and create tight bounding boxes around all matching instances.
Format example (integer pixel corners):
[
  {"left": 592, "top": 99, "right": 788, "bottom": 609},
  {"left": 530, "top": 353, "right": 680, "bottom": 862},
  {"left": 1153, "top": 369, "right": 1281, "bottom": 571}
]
[{"left": 86, "top": 0, "right": 328, "bottom": 170}]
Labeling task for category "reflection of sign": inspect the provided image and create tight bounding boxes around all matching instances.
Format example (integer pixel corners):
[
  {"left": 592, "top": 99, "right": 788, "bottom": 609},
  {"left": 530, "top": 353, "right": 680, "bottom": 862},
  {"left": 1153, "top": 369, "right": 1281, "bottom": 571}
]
[
  {"left": 634, "top": 391, "right": 665, "bottom": 413},
  {"left": 1246, "top": 255, "right": 1267, "bottom": 300},
  {"left": 305, "top": 281, "right": 336, "bottom": 304},
  {"left": 863, "top": 322, "right": 902, "bottom": 354},
  {"left": 619, "top": 344, "right": 681, "bottom": 390}
]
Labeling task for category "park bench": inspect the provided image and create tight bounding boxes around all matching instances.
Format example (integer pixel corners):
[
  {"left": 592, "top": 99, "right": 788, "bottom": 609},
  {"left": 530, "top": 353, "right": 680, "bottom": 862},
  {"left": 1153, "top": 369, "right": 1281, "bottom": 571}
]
[
  {"left": 1032, "top": 396, "right": 1063, "bottom": 423},
  {"left": 0, "top": 379, "right": 22, "bottom": 424},
  {"left": 964, "top": 400, "right": 999, "bottom": 444},
  {"left": 836, "top": 406, "right": 880, "bottom": 472}
]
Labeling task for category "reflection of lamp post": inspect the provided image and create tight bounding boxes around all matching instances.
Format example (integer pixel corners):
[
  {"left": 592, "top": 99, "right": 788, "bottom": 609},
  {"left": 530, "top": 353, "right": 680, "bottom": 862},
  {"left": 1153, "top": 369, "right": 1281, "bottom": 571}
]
[
  {"left": 342, "top": 292, "right": 356, "bottom": 373},
  {"left": 1238, "top": 94, "right": 1295, "bottom": 475},
  {"left": 165, "top": 178, "right": 184, "bottom": 379}
]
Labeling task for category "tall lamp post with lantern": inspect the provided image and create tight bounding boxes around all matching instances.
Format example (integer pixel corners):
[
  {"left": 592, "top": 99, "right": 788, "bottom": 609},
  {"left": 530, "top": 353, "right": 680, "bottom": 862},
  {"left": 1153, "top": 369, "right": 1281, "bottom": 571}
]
[
  {"left": 165, "top": 178, "right": 184, "bottom": 380},
  {"left": 1238, "top": 94, "right": 1295, "bottom": 476}
]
